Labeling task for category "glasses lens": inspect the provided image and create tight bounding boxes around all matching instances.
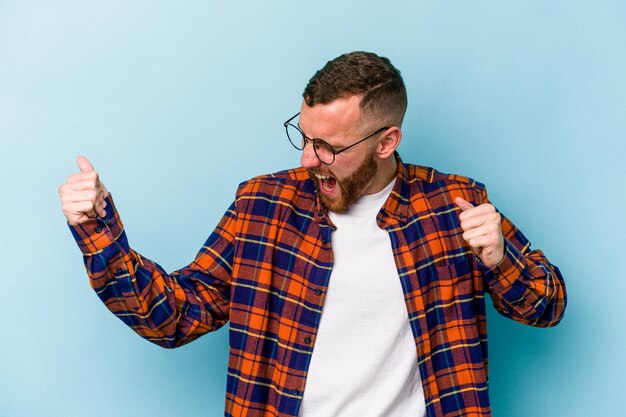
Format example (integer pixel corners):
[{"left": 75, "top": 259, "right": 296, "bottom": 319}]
[
  {"left": 313, "top": 140, "right": 335, "bottom": 165},
  {"left": 286, "top": 124, "right": 305, "bottom": 150}
]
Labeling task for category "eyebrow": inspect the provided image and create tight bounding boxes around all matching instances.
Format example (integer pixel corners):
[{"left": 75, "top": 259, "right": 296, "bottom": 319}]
[{"left": 297, "top": 122, "right": 342, "bottom": 148}]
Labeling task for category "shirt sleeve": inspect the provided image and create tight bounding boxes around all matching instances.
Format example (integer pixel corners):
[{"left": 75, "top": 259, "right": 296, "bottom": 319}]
[
  {"left": 477, "top": 189, "right": 567, "bottom": 328},
  {"left": 69, "top": 194, "right": 235, "bottom": 348}
]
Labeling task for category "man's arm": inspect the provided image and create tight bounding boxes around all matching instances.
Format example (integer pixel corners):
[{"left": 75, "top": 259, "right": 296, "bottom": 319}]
[
  {"left": 455, "top": 194, "right": 567, "bottom": 328},
  {"left": 60, "top": 157, "right": 233, "bottom": 347}
]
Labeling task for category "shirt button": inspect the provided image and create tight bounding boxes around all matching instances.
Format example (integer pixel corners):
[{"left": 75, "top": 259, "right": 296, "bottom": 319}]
[
  {"left": 116, "top": 268, "right": 123, "bottom": 274},
  {"left": 292, "top": 389, "right": 299, "bottom": 396},
  {"left": 321, "top": 237, "right": 327, "bottom": 245},
  {"left": 304, "top": 337, "right": 311, "bottom": 344},
  {"left": 315, "top": 288, "right": 322, "bottom": 296},
  {"left": 104, "top": 218, "right": 111, "bottom": 225},
  {"left": 95, "top": 225, "right": 102, "bottom": 233},
  {"left": 517, "top": 301, "right": 526, "bottom": 308}
]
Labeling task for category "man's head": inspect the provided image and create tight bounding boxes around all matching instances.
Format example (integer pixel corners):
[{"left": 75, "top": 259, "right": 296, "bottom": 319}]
[
  {"left": 303, "top": 51, "right": 407, "bottom": 129},
  {"left": 295, "top": 52, "right": 407, "bottom": 213}
]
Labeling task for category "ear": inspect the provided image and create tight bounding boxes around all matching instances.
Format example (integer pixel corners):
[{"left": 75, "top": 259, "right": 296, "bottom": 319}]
[{"left": 375, "top": 127, "right": 402, "bottom": 159}]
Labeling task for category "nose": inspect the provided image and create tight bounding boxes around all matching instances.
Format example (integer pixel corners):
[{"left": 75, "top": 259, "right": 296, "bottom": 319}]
[{"left": 300, "top": 141, "right": 321, "bottom": 169}]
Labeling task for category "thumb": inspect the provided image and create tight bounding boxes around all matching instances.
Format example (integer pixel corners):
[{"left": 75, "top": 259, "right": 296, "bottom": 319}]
[
  {"left": 455, "top": 196, "right": 474, "bottom": 211},
  {"left": 77, "top": 155, "right": 95, "bottom": 173}
]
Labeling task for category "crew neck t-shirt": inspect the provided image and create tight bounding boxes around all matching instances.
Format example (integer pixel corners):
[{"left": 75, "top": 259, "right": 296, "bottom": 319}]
[{"left": 298, "top": 179, "right": 426, "bottom": 417}]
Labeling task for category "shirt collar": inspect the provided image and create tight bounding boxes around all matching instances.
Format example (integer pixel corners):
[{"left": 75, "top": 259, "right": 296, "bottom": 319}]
[{"left": 377, "top": 152, "right": 412, "bottom": 226}]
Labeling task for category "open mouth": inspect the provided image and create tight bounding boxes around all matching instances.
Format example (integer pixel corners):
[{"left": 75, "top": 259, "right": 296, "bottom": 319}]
[{"left": 315, "top": 173, "right": 338, "bottom": 194}]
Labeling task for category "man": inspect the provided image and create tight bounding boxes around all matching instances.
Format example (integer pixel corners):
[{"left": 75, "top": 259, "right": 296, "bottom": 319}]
[{"left": 59, "top": 52, "right": 566, "bottom": 417}]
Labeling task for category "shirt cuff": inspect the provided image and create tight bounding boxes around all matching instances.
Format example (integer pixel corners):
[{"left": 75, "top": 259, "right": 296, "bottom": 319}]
[
  {"left": 68, "top": 194, "right": 124, "bottom": 255},
  {"left": 478, "top": 239, "right": 527, "bottom": 293}
]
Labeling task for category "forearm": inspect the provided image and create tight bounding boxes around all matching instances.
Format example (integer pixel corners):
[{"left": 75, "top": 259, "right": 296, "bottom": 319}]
[
  {"left": 476, "top": 188, "right": 567, "bottom": 327},
  {"left": 71, "top": 195, "right": 231, "bottom": 347},
  {"left": 482, "top": 237, "right": 566, "bottom": 327}
]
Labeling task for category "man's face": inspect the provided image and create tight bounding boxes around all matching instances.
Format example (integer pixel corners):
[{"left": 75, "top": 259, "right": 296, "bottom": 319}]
[{"left": 298, "top": 96, "right": 381, "bottom": 213}]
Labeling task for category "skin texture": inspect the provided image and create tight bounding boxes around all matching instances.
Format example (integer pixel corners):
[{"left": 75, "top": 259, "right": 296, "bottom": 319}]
[{"left": 455, "top": 196, "right": 505, "bottom": 269}]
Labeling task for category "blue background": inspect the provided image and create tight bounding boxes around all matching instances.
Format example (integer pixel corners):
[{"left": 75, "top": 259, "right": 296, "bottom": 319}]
[{"left": 1, "top": 1, "right": 624, "bottom": 416}]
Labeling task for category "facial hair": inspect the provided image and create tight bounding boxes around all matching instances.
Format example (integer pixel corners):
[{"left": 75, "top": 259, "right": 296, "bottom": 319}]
[{"left": 314, "top": 148, "right": 377, "bottom": 214}]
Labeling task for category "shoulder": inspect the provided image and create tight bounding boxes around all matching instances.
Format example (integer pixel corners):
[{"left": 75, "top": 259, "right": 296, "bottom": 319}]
[
  {"left": 403, "top": 163, "right": 487, "bottom": 205},
  {"left": 234, "top": 167, "right": 316, "bottom": 207},
  {"left": 406, "top": 164, "right": 485, "bottom": 191}
]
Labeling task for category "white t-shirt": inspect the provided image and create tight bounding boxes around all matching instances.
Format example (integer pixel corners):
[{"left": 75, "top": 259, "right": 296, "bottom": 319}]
[{"left": 298, "top": 179, "right": 426, "bottom": 417}]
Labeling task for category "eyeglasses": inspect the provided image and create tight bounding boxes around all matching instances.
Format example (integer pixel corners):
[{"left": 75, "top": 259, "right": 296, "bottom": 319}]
[{"left": 284, "top": 112, "right": 389, "bottom": 165}]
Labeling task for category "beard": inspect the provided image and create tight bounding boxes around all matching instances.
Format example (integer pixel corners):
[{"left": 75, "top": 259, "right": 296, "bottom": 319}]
[{"left": 312, "top": 148, "right": 378, "bottom": 214}]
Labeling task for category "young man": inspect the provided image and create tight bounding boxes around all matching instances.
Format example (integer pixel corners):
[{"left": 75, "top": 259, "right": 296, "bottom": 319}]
[{"left": 59, "top": 51, "right": 566, "bottom": 417}]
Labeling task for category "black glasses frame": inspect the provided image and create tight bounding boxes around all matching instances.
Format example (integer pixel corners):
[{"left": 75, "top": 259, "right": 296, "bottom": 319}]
[{"left": 284, "top": 112, "right": 389, "bottom": 165}]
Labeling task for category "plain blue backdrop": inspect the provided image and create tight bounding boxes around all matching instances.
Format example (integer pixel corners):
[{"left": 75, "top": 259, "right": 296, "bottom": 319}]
[{"left": 1, "top": 1, "right": 625, "bottom": 416}]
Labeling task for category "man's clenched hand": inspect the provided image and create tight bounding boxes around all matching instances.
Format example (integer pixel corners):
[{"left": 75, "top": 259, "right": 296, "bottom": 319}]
[
  {"left": 455, "top": 197, "right": 505, "bottom": 269},
  {"left": 59, "top": 156, "right": 109, "bottom": 226}
]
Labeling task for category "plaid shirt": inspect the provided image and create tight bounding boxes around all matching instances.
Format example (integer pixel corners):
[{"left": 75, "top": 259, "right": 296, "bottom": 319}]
[{"left": 70, "top": 154, "right": 566, "bottom": 417}]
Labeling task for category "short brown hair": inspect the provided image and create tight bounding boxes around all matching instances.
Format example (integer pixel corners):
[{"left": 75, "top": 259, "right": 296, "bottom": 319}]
[{"left": 303, "top": 51, "right": 407, "bottom": 127}]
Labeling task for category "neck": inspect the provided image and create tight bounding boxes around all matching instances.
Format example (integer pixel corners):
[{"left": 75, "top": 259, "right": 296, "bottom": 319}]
[{"left": 363, "top": 154, "right": 397, "bottom": 195}]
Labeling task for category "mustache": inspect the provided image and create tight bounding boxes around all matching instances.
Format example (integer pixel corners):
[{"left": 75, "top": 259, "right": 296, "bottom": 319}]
[{"left": 308, "top": 168, "right": 336, "bottom": 178}]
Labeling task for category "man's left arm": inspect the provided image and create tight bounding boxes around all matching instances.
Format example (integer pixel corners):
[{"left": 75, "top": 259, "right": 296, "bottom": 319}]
[{"left": 455, "top": 194, "right": 567, "bottom": 328}]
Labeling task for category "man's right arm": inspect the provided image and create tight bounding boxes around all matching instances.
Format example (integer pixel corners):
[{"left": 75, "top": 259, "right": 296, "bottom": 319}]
[{"left": 60, "top": 156, "right": 233, "bottom": 348}]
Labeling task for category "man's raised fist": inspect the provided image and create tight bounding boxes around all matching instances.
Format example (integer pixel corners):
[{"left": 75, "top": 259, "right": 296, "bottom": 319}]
[{"left": 59, "top": 156, "right": 109, "bottom": 226}]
